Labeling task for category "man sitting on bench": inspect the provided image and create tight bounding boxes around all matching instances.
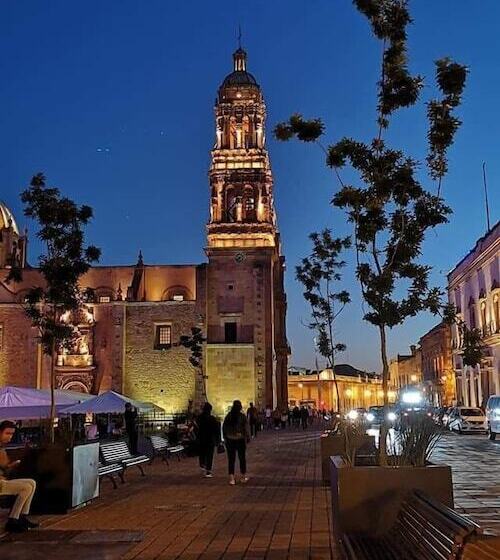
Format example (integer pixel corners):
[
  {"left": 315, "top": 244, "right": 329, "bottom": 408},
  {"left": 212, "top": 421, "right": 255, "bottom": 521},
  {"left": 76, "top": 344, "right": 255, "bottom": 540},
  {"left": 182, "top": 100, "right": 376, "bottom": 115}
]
[{"left": 0, "top": 420, "right": 38, "bottom": 533}]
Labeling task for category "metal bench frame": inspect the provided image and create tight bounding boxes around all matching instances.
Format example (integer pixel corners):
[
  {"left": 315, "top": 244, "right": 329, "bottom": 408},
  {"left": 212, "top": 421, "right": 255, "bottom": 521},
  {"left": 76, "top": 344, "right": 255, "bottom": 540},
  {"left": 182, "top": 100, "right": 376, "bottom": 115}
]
[
  {"left": 341, "top": 490, "right": 499, "bottom": 560},
  {"left": 100, "top": 440, "right": 150, "bottom": 477},
  {"left": 98, "top": 461, "right": 125, "bottom": 489}
]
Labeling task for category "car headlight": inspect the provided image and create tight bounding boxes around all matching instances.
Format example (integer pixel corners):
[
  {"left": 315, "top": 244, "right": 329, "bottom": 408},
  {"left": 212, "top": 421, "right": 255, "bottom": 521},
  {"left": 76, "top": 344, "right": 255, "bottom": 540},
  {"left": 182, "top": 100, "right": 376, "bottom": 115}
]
[
  {"left": 366, "top": 413, "right": 375, "bottom": 422},
  {"left": 347, "top": 410, "right": 359, "bottom": 421},
  {"left": 387, "top": 412, "right": 397, "bottom": 422}
]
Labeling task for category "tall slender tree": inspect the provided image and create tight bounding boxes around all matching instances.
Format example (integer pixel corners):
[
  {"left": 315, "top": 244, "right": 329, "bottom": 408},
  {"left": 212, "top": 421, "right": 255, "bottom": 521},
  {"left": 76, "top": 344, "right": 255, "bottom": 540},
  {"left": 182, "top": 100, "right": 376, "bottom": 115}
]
[
  {"left": 296, "top": 230, "right": 351, "bottom": 412},
  {"left": 7, "top": 173, "right": 100, "bottom": 441},
  {"left": 275, "top": 0, "right": 467, "bottom": 462}
]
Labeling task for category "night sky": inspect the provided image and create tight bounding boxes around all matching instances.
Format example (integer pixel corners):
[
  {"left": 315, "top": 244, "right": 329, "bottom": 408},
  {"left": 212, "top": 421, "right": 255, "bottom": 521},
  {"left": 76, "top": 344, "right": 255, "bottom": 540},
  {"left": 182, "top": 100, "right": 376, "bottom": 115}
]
[{"left": 1, "top": 1, "right": 499, "bottom": 373}]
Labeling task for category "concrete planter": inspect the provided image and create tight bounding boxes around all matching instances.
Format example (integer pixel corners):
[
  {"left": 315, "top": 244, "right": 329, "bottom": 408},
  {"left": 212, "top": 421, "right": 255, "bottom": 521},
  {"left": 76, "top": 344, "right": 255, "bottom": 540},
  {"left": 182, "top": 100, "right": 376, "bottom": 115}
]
[
  {"left": 330, "top": 455, "right": 454, "bottom": 539},
  {"left": 320, "top": 433, "right": 376, "bottom": 483}
]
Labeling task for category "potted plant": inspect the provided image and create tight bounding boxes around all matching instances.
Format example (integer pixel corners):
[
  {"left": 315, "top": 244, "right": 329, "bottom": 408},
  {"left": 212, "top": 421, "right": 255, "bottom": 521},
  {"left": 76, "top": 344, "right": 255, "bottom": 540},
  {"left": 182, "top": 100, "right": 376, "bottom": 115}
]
[{"left": 330, "top": 414, "right": 452, "bottom": 539}]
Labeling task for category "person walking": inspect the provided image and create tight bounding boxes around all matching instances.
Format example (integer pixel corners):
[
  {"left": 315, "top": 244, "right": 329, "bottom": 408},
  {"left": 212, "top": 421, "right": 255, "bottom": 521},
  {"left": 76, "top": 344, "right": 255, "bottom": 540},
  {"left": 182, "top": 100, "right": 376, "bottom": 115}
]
[
  {"left": 124, "top": 402, "right": 139, "bottom": 454},
  {"left": 264, "top": 406, "right": 272, "bottom": 430},
  {"left": 300, "top": 406, "right": 309, "bottom": 430},
  {"left": 223, "top": 400, "right": 250, "bottom": 485},
  {"left": 247, "top": 402, "right": 259, "bottom": 438},
  {"left": 197, "top": 402, "right": 221, "bottom": 478},
  {"left": 280, "top": 409, "right": 288, "bottom": 430},
  {"left": 0, "top": 421, "right": 38, "bottom": 533}
]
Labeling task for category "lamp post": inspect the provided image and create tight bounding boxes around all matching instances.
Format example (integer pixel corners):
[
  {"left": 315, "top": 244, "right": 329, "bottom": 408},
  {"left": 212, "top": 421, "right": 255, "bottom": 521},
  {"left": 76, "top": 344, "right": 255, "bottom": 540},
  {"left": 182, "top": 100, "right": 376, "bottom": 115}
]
[{"left": 298, "top": 382, "right": 304, "bottom": 403}]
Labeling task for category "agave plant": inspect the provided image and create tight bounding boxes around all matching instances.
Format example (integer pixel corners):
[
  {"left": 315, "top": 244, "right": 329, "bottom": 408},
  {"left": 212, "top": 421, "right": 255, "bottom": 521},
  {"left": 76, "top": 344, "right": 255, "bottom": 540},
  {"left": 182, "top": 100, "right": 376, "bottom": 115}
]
[{"left": 390, "top": 414, "right": 443, "bottom": 467}]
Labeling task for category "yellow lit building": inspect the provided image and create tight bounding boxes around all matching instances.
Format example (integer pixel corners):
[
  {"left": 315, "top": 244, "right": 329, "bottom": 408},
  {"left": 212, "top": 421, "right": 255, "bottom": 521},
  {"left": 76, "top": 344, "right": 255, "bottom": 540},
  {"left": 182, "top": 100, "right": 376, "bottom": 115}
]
[{"left": 288, "top": 365, "right": 396, "bottom": 412}]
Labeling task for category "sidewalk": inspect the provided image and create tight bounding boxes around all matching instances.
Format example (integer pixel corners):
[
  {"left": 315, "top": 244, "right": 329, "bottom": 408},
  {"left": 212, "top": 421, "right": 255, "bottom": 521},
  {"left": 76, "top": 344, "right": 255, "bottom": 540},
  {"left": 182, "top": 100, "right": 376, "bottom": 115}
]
[{"left": 1, "top": 427, "right": 335, "bottom": 560}]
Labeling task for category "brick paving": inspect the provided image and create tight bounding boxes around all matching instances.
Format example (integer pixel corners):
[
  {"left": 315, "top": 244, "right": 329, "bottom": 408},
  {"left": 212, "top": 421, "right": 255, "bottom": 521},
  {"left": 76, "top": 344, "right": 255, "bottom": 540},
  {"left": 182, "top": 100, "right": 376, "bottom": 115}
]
[
  {"left": 40, "top": 428, "right": 335, "bottom": 560},
  {"left": 2, "top": 427, "right": 499, "bottom": 558},
  {"left": 432, "top": 432, "right": 500, "bottom": 535}
]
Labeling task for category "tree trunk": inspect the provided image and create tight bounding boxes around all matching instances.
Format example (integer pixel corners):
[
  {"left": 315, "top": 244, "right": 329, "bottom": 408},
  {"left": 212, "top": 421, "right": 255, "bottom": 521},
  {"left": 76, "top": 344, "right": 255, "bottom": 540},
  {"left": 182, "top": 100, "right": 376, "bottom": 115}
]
[
  {"left": 378, "top": 324, "right": 390, "bottom": 466},
  {"left": 50, "top": 340, "right": 56, "bottom": 444}
]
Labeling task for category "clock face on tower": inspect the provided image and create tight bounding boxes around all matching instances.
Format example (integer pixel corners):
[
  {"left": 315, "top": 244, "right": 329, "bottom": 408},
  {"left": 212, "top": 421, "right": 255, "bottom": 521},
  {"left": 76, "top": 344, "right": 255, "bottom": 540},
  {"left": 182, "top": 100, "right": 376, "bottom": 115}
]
[{"left": 234, "top": 252, "right": 245, "bottom": 263}]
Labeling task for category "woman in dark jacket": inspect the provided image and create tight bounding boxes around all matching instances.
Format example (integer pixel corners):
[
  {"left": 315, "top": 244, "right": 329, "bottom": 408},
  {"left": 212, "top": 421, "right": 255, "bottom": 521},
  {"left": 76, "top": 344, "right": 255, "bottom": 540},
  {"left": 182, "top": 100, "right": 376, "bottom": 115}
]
[
  {"left": 222, "top": 400, "right": 250, "bottom": 485},
  {"left": 197, "top": 402, "right": 221, "bottom": 478}
]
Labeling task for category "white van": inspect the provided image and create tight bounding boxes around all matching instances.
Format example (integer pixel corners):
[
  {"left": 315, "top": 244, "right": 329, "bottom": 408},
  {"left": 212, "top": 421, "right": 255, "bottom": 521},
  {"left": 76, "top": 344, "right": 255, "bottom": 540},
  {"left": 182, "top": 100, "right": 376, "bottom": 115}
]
[{"left": 485, "top": 395, "right": 500, "bottom": 440}]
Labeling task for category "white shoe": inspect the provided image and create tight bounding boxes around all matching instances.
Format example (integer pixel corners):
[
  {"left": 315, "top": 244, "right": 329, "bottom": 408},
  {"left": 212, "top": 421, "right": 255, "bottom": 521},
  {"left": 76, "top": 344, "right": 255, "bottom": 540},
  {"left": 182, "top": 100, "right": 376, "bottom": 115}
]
[
  {"left": 229, "top": 475, "right": 236, "bottom": 485},
  {"left": 205, "top": 473, "right": 213, "bottom": 478},
  {"left": 241, "top": 476, "right": 250, "bottom": 483}
]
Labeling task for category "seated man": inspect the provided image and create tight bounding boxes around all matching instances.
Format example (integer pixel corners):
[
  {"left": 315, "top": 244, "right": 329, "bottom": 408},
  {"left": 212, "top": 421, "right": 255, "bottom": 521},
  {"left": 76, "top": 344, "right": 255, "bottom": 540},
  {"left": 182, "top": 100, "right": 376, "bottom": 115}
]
[{"left": 0, "top": 420, "right": 38, "bottom": 533}]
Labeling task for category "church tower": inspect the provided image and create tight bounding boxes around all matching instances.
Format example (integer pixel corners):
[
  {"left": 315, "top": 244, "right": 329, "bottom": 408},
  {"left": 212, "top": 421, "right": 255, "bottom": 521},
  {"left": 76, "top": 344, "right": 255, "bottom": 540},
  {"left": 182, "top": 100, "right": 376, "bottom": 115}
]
[{"left": 205, "top": 47, "right": 288, "bottom": 413}]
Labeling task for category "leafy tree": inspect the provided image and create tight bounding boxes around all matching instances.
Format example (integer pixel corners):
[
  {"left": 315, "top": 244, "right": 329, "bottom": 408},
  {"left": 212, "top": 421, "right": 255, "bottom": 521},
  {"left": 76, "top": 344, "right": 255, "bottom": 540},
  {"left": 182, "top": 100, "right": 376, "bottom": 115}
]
[
  {"left": 296, "top": 230, "right": 351, "bottom": 412},
  {"left": 275, "top": 0, "right": 467, "bottom": 462},
  {"left": 7, "top": 173, "right": 100, "bottom": 441},
  {"left": 460, "top": 323, "right": 484, "bottom": 369},
  {"left": 180, "top": 326, "right": 207, "bottom": 402}
]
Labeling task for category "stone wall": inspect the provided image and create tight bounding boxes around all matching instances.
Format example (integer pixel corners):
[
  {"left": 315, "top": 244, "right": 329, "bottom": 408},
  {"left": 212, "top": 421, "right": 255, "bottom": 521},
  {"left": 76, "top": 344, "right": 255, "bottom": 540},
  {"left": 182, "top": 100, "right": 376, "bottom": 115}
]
[
  {"left": 0, "top": 305, "right": 39, "bottom": 387},
  {"left": 123, "top": 301, "right": 198, "bottom": 413},
  {"left": 205, "top": 344, "right": 255, "bottom": 415}
]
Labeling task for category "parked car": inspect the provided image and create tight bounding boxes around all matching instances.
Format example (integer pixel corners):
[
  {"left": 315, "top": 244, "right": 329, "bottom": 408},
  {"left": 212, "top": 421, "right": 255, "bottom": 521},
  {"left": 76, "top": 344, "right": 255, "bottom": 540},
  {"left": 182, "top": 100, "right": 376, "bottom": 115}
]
[
  {"left": 365, "top": 405, "right": 397, "bottom": 425},
  {"left": 448, "top": 407, "right": 486, "bottom": 434},
  {"left": 346, "top": 407, "right": 367, "bottom": 421},
  {"left": 485, "top": 395, "right": 500, "bottom": 440}
]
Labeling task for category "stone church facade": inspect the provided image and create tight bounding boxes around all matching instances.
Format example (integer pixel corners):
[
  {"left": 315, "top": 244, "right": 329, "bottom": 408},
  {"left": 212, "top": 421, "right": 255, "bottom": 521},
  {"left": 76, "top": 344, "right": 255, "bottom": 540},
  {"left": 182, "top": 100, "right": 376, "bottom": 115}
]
[{"left": 0, "top": 48, "right": 289, "bottom": 415}]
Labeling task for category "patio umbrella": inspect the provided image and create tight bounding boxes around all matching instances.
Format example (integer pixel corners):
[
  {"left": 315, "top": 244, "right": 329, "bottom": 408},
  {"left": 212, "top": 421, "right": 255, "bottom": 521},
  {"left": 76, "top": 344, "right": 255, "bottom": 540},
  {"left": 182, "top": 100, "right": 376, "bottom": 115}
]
[
  {"left": 61, "top": 390, "right": 163, "bottom": 415},
  {"left": 0, "top": 386, "right": 89, "bottom": 420}
]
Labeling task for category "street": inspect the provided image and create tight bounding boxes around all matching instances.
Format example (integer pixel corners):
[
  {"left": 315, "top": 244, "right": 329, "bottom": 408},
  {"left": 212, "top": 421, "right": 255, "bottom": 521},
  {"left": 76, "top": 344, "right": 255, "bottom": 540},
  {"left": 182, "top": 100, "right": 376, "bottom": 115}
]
[{"left": 433, "top": 431, "right": 500, "bottom": 535}]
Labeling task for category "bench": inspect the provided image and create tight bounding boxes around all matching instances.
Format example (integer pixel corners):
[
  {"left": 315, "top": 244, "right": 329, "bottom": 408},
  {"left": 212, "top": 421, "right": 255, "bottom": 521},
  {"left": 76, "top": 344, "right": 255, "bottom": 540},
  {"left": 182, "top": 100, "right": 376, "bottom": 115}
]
[
  {"left": 341, "top": 491, "right": 500, "bottom": 560},
  {"left": 98, "top": 461, "right": 124, "bottom": 489},
  {"left": 100, "top": 441, "right": 150, "bottom": 476},
  {"left": 148, "top": 435, "right": 184, "bottom": 464}
]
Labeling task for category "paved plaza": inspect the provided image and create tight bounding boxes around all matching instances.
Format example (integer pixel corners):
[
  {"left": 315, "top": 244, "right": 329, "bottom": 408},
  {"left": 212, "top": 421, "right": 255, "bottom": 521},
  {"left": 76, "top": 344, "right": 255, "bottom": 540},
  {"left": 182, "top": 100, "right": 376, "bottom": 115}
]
[
  {"left": 1, "top": 429, "right": 335, "bottom": 560},
  {"left": 1, "top": 428, "right": 499, "bottom": 559},
  {"left": 433, "top": 432, "right": 500, "bottom": 535}
]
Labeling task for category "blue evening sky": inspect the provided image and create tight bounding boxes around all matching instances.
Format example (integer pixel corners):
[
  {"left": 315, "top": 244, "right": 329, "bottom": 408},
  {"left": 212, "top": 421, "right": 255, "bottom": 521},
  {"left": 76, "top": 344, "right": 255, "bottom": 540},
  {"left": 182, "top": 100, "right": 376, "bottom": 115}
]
[{"left": 1, "top": 1, "right": 498, "bottom": 373}]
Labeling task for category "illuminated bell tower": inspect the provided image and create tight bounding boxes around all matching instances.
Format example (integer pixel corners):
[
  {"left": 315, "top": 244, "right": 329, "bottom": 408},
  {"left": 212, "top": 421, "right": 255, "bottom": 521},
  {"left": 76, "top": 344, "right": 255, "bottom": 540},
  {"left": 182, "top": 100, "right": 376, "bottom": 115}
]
[{"left": 205, "top": 47, "right": 288, "bottom": 413}]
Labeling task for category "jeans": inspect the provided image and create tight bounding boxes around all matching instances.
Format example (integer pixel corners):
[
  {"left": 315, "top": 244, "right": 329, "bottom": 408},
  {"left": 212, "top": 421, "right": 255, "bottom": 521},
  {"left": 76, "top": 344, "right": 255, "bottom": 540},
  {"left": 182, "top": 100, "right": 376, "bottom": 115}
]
[
  {"left": 199, "top": 444, "right": 215, "bottom": 473},
  {"left": 249, "top": 420, "right": 258, "bottom": 437},
  {"left": 128, "top": 430, "right": 138, "bottom": 455},
  {"left": 225, "top": 439, "right": 246, "bottom": 475},
  {"left": 0, "top": 478, "right": 36, "bottom": 519}
]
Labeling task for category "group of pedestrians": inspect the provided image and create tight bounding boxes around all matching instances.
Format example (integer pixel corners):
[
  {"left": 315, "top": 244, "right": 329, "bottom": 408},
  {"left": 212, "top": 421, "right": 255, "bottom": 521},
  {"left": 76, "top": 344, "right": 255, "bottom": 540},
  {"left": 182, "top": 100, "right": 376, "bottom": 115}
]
[
  {"left": 259, "top": 404, "right": 325, "bottom": 431},
  {"left": 197, "top": 400, "right": 250, "bottom": 485}
]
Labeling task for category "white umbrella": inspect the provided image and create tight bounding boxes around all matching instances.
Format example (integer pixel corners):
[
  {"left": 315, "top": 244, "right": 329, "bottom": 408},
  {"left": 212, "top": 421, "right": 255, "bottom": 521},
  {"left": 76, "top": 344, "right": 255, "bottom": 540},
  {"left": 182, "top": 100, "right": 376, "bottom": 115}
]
[
  {"left": 0, "top": 386, "right": 88, "bottom": 420},
  {"left": 61, "top": 390, "right": 163, "bottom": 415}
]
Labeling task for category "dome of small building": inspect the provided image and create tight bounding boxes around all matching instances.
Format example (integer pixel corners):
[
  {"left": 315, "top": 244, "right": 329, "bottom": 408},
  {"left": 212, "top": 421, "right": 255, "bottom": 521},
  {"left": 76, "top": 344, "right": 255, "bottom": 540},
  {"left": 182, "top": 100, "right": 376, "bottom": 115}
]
[
  {"left": 0, "top": 201, "right": 19, "bottom": 235},
  {"left": 221, "top": 48, "right": 259, "bottom": 89}
]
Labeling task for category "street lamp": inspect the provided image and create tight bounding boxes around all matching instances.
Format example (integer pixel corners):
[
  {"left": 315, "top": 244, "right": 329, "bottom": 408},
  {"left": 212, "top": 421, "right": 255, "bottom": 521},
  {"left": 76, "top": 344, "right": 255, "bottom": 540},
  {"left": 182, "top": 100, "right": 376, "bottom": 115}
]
[{"left": 298, "top": 382, "right": 304, "bottom": 402}]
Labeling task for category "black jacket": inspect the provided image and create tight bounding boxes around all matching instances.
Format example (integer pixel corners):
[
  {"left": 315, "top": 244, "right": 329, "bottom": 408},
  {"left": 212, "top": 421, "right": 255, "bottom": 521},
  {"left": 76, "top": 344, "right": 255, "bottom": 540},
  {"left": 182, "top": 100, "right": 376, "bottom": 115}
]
[{"left": 197, "top": 413, "right": 221, "bottom": 446}]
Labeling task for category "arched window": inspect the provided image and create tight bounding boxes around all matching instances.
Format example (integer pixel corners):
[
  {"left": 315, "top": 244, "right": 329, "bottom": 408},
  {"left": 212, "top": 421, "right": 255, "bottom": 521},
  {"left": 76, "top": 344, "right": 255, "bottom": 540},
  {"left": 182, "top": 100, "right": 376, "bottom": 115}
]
[
  {"left": 243, "top": 186, "right": 256, "bottom": 222},
  {"left": 225, "top": 188, "right": 238, "bottom": 222},
  {"left": 94, "top": 287, "right": 115, "bottom": 303},
  {"left": 162, "top": 286, "right": 193, "bottom": 302}
]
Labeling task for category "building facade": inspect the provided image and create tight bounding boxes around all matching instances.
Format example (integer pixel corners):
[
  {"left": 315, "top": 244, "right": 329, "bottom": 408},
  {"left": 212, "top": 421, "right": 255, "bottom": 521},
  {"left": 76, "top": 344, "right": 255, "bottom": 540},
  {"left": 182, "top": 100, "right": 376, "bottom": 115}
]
[
  {"left": 288, "top": 364, "right": 389, "bottom": 412},
  {"left": 0, "top": 47, "right": 288, "bottom": 415},
  {"left": 389, "top": 345, "right": 422, "bottom": 391},
  {"left": 448, "top": 222, "right": 500, "bottom": 408},
  {"left": 419, "top": 322, "right": 455, "bottom": 406}
]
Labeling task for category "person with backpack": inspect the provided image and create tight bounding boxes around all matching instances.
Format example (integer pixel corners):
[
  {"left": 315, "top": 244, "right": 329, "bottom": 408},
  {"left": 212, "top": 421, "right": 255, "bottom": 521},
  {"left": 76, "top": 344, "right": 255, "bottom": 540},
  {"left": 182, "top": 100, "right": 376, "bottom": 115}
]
[{"left": 222, "top": 400, "right": 250, "bottom": 485}]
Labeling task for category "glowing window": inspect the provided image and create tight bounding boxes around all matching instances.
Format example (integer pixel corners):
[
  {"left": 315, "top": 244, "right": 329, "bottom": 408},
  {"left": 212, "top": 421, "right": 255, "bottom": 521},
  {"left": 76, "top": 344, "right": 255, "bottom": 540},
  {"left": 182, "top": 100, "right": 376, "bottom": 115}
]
[
  {"left": 172, "top": 295, "right": 184, "bottom": 302},
  {"left": 99, "top": 296, "right": 111, "bottom": 303},
  {"left": 155, "top": 325, "right": 172, "bottom": 349}
]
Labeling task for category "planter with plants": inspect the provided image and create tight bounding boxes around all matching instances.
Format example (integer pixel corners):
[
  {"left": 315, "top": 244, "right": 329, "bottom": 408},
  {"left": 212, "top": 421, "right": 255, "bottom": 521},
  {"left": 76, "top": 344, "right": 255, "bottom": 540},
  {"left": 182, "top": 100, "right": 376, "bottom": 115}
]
[
  {"left": 320, "top": 421, "right": 376, "bottom": 483},
  {"left": 329, "top": 414, "right": 452, "bottom": 539}
]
